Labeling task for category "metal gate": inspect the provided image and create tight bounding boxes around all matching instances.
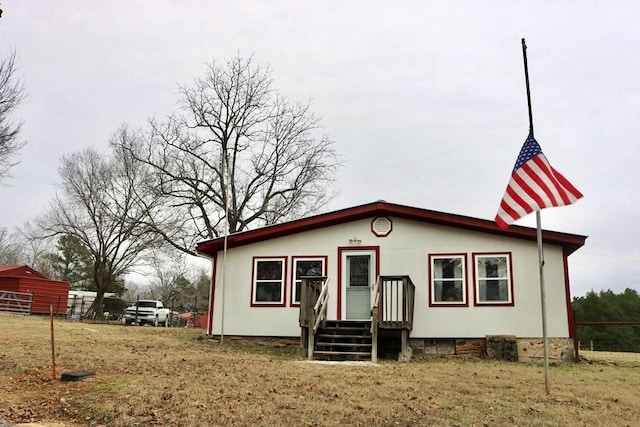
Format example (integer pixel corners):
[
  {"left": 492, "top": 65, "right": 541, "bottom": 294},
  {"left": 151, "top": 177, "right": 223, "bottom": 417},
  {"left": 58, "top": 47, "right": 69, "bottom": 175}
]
[{"left": 0, "top": 290, "right": 33, "bottom": 314}]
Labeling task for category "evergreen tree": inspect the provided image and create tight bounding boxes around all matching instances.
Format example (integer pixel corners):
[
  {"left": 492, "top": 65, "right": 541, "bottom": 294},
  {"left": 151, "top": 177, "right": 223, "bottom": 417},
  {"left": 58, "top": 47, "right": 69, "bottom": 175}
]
[
  {"left": 573, "top": 288, "right": 640, "bottom": 352},
  {"left": 46, "top": 235, "right": 93, "bottom": 289}
]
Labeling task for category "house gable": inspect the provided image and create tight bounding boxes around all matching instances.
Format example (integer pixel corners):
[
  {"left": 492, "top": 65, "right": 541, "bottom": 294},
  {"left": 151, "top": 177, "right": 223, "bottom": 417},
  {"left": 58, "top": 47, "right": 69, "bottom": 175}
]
[{"left": 196, "top": 201, "right": 586, "bottom": 257}]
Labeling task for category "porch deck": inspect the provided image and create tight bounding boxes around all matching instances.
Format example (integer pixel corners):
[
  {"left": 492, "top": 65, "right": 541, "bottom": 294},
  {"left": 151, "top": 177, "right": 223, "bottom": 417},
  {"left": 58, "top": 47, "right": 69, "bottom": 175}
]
[{"left": 299, "top": 275, "right": 415, "bottom": 362}]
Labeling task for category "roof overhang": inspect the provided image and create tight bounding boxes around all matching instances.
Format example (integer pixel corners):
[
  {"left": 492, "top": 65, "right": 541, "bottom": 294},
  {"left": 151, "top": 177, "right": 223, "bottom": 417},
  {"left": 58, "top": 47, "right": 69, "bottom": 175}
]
[{"left": 195, "top": 201, "right": 587, "bottom": 257}]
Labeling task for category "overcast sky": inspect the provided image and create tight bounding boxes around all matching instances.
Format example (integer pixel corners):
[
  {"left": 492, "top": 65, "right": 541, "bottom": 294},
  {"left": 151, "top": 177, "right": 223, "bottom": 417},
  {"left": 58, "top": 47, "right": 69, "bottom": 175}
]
[{"left": 1, "top": 1, "right": 639, "bottom": 297}]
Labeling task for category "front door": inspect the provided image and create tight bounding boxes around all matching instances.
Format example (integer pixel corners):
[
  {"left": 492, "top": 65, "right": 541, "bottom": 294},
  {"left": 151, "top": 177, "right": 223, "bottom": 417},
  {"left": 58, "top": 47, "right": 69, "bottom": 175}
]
[{"left": 343, "top": 249, "right": 377, "bottom": 319}]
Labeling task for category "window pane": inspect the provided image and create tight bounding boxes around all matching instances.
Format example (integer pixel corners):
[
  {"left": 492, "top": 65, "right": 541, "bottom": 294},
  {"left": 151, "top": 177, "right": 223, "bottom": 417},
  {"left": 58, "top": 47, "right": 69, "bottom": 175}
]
[
  {"left": 476, "top": 255, "right": 510, "bottom": 303},
  {"left": 257, "top": 261, "right": 282, "bottom": 280},
  {"left": 479, "top": 279, "right": 509, "bottom": 301},
  {"left": 479, "top": 257, "right": 507, "bottom": 278},
  {"left": 348, "top": 255, "right": 370, "bottom": 287},
  {"left": 434, "top": 258, "right": 463, "bottom": 279},
  {"left": 293, "top": 259, "right": 323, "bottom": 304},
  {"left": 434, "top": 279, "right": 463, "bottom": 302},
  {"left": 296, "top": 260, "right": 323, "bottom": 279},
  {"left": 431, "top": 256, "right": 465, "bottom": 304},
  {"left": 255, "top": 282, "right": 282, "bottom": 302},
  {"left": 294, "top": 281, "right": 301, "bottom": 303},
  {"left": 254, "top": 259, "right": 284, "bottom": 304}
]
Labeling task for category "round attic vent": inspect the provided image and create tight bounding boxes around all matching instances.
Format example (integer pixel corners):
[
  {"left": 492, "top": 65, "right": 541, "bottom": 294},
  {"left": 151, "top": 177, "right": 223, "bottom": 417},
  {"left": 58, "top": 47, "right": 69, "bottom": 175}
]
[{"left": 371, "top": 216, "right": 392, "bottom": 237}]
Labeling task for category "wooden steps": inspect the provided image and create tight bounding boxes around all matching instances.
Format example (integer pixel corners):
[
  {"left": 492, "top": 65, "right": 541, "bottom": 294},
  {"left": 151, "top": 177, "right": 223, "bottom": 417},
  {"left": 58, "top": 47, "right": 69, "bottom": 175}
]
[{"left": 313, "top": 320, "right": 372, "bottom": 361}]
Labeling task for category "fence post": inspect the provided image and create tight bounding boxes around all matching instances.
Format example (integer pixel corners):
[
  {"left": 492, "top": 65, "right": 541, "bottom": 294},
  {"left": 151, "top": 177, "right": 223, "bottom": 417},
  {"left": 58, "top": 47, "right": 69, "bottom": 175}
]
[
  {"left": 50, "top": 305, "right": 56, "bottom": 380},
  {"left": 170, "top": 302, "right": 174, "bottom": 328}
]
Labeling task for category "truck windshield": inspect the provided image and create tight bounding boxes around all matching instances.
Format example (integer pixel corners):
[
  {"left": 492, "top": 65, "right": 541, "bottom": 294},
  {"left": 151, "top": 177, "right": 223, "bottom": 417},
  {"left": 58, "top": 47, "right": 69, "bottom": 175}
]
[{"left": 137, "top": 301, "right": 157, "bottom": 308}]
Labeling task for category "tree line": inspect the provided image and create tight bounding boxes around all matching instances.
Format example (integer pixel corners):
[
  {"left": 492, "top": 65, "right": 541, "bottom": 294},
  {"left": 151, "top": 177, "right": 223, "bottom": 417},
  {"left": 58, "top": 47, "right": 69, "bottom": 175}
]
[
  {"left": 572, "top": 288, "right": 640, "bottom": 352},
  {"left": 0, "top": 52, "right": 341, "bottom": 317}
]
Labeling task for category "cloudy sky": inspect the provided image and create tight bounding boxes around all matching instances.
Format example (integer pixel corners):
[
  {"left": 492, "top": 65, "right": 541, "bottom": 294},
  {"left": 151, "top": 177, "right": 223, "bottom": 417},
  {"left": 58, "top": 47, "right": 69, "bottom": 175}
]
[{"left": 1, "top": 1, "right": 638, "bottom": 297}]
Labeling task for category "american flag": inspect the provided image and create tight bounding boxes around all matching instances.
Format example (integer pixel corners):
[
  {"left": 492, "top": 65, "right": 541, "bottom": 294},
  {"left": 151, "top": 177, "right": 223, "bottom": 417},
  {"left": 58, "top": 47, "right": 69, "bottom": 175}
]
[{"left": 495, "top": 134, "right": 583, "bottom": 228}]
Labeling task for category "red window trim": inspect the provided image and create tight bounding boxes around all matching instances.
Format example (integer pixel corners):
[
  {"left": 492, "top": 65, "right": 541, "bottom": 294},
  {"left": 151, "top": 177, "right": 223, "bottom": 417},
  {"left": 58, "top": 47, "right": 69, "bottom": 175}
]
[
  {"left": 472, "top": 252, "right": 515, "bottom": 307},
  {"left": 289, "top": 255, "right": 328, "bottom": 307},
  {"left": 250, "top": 256, "right": 288, "bottom": 307},
  {"left": 428, "top": 253, "right": 469, "bottom": 307},
  {"left": 336, "top": 246, "right": 380, "bottom": 320}
]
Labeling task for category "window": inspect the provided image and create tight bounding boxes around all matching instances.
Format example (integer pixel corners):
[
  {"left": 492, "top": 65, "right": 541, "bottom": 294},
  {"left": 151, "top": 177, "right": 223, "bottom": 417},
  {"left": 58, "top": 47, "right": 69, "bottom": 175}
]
[
  {"left": 348, "top": 255, "right": 370, "bottom": 287},
  {"left": 474, "top": 253, "right": 513, "bottom": 305},
  {"left": 429, "top": 254, "right": 467, "bottom": 306},
  {"left": 252, "top": 257, "right": 286, "bottom": 306},
  {"left": 291, "top": 256, "right": 327, "bottom": 306}
]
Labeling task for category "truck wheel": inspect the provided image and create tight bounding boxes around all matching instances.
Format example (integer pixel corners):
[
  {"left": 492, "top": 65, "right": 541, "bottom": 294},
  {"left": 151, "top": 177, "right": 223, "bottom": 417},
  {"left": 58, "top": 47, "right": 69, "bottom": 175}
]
[{"left": 154, "top": 316, "right": 159, "bottom": 327}]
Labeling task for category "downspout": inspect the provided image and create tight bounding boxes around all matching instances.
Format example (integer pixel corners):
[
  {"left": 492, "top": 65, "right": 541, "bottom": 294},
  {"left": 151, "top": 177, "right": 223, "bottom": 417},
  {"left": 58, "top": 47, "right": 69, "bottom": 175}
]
[{"left": 195, "top": 250, "right": 216, "bottom": 336}]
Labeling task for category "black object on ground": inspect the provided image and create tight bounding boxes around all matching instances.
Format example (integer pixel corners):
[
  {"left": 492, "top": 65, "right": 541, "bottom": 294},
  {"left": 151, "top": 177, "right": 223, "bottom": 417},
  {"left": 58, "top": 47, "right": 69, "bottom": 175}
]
[{"left": 61, "top": 371, "right": 96, "bottom": 381}]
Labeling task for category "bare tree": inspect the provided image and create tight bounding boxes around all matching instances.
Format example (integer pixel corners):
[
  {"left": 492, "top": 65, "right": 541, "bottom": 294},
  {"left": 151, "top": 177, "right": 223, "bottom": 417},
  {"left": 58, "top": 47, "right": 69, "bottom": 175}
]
[
  {"left": 116, "top": 55, "right": 341, "bottom": 255},
  {"left": 0, "top": 50, "right": 26, "bottom": 183},
  {"left": 147, "top": 251, "right": 190, "bottom": 307},
  {"left": 0, "top": 226, "right": 23, "bottom": 264},
  {"left": 146, "top": 254, "right": 211, "bottom": 313},
  {"left": 0, "top": 225, "right": 54, "bottom": 276},
  {"left": 18, "top": 224, "right": 55, "bottom": 277},
  {"left": 38, "top": 133, "right": 162, "bottom": 319}
]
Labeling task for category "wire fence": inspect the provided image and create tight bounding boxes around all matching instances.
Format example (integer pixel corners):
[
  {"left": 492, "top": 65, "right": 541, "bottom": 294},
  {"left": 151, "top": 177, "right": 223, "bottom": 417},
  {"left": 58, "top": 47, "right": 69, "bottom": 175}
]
[
  {"left": 576, "top": 321, "right": 640, "bottom": 363},
  {"left": 578, "top": 349, "right": 640, "bottom": 363}
]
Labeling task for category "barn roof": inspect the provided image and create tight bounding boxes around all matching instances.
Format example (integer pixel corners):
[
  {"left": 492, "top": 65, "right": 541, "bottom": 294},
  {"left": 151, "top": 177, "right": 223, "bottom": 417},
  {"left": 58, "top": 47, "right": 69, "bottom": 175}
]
[
  {"left": 195, "top": 200, "right": 587, "bottom": 256},
  {"left": 0, "top": 265, "right": 49, "bottom": 279},
  {"left": 0, "top": 265, "right": 24, "bottom": 273}
]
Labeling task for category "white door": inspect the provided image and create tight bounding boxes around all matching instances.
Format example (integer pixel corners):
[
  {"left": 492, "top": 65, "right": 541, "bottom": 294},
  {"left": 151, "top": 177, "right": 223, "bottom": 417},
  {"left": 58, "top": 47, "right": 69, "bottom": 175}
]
[{"left": 342, "top": 250, "right": 376, "bottom": 320}]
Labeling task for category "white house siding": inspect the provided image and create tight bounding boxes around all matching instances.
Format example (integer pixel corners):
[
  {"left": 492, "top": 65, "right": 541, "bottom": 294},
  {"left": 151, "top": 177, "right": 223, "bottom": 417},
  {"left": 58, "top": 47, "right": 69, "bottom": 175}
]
[{"left": 209, "top": 216, "right": 572, "bottom": 340}]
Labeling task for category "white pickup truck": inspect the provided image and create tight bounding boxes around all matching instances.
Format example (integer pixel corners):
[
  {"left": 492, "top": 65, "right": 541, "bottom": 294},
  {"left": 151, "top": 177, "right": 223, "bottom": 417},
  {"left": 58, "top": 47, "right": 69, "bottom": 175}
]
[{"left": 124, "top": 300, "right": 171, "bottom": 326}]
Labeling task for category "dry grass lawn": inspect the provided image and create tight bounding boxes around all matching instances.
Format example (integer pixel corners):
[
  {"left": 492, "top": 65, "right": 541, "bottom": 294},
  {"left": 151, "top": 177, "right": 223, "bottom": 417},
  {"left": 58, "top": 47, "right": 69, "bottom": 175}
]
[{"left": 1, "top": 312, "right": 640, "bottom": 426}]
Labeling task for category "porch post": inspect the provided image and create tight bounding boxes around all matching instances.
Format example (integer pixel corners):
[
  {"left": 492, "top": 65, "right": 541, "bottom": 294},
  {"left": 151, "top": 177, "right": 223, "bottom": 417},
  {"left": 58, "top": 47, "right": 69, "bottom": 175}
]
[{"left": 399, "top": 329, "right": 410, "bottom": 363}]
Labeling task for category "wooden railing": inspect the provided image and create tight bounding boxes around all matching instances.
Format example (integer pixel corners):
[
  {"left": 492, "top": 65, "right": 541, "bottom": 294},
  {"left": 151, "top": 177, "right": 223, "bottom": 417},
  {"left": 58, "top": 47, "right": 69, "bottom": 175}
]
[
  {"left": 371, "top": 276, "right": 382, "bottom": 363},
  {"left": 371, "top": 275, "right": 416, "bottom": 362},
  {"left": 375, "top": 275, "right": 415, "bottom": 330},
  {"left": 299, "top": 275, "right": 415, "bottom": 362},
  {"left": 299, "top": 276, "right": 329, "bottom": 360}
]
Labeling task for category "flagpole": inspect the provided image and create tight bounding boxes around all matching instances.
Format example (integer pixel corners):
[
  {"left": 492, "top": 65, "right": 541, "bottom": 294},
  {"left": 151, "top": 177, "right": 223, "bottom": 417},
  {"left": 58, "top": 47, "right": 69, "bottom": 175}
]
[
  {"left": 220, "top": 152, "right": 230, "bottom": 345},
  {"left": 522, "top": 39, "right": 535, "bottom": 137},
  {"left": 536, "top": 211, "right": 550, "bottom": 394},
  {"left": 522, "top": 38, "right": 551, "bottom": 395}
]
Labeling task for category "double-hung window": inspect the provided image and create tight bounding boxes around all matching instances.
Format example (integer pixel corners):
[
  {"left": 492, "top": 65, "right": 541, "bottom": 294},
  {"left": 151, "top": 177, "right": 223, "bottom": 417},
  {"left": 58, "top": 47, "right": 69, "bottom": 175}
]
[
  {"left": 429, "top": 254, "right": 467, "bottom": 306},
  {"left": 473, "top": 253, "right": 513, "bottom": 305},
  {"left": 291, "top": 256, "right": 327, "bottom": 306},
  {"left": 252, "top": 257, "right": 286, "bottom": 306}
]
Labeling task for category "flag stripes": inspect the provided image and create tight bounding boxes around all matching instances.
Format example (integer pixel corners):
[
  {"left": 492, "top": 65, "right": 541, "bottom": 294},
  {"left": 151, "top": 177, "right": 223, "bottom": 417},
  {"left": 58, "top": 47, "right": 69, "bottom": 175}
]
[{"left": 495, "top": 135, "right": 583, "bottom": 228}]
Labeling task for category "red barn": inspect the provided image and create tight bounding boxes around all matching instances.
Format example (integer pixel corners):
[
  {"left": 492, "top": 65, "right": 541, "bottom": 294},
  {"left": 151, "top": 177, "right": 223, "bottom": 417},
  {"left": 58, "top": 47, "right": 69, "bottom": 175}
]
[{"left": 0, "top": 265, "right": 70, "bottom": 315}]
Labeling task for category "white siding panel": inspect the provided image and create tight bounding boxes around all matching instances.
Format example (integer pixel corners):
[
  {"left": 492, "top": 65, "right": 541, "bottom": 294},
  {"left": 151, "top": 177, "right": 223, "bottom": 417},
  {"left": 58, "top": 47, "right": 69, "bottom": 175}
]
[{"left": 209, "top": 217, "right": 572, "bottom": 339}]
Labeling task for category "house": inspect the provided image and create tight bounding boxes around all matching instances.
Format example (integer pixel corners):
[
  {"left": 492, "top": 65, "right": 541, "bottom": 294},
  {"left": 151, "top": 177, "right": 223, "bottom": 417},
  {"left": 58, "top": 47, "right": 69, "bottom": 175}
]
[
  {"left": 195, "top": 201, "right": 586, "bottom": 362},
  {"left": 0, "top": 265, "right": 70, "bottom": 315}
]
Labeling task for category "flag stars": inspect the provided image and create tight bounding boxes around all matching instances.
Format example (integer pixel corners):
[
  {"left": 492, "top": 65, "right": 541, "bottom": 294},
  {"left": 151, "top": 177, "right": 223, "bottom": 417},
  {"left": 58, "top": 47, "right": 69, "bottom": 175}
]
[
  {"left": 496, "top": 134, "right": 583, "bottom": 228},
  {"left": 513, "top": 136, "right": 543, "bottom": 174}
]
